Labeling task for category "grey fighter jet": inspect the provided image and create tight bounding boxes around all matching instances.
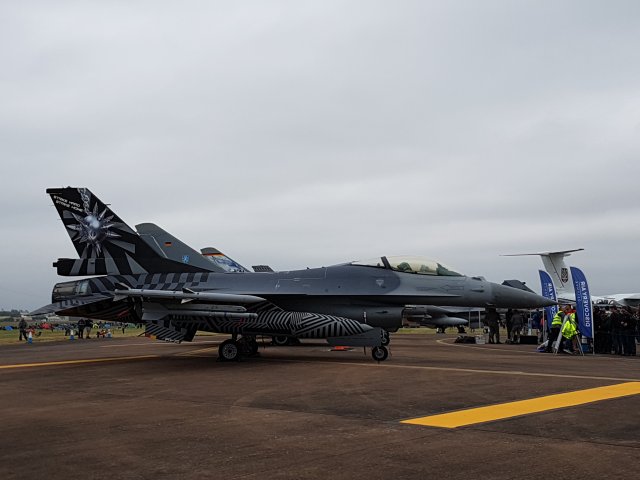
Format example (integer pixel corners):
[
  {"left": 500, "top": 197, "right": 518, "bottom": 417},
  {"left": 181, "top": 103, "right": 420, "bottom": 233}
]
[
  {"left": 35, "top": 187, "right": 554, "bottom": 362},
  {"left": 136, "top": 224, "right": 472, "bottom": 336}
]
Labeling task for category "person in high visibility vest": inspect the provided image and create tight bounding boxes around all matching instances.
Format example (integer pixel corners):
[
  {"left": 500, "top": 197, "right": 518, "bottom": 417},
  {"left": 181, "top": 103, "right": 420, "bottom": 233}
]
[
  {"left": 561, "top": 308, "right": 579, "bottom": 352},
  {"left": 546, "top": 305, "right": 570, "bottom": 353}
]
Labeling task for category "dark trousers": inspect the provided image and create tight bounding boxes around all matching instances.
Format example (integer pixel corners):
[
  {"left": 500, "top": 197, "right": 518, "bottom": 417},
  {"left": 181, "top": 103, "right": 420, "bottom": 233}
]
[
  {"left": 19, "top": 329, "right": 27, "bottom": 341},
  {"left": 488, "top": 325, "right": 500, "bottom": 343},
  {"left": 546, "top": 327, "right": 561, "bottom": 352},
  {"left": 595, "top": 331, "right": 611, "bottom": 354},
  {"left": 624, "top": 330, "right": 636, "bottom": 356},
  {"left": 612, "top": 330, "right": 624, "bottom": 355}
]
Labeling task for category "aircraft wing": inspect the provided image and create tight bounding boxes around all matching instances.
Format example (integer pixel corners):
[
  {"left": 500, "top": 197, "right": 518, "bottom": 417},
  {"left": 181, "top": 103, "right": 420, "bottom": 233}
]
[
  {"left": 403, "top": 305, "right": 476, "bottom": 328},
  {"left": 601, "top": 293, "right": 640, "bottom": 307}
]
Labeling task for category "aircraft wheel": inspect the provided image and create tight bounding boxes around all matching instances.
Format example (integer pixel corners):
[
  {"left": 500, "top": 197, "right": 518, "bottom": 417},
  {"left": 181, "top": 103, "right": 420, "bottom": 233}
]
[
  {"left": 371, "top": 346, "right": 388, "bottom": 362},
  {"left": 381, "top": 331, "right": 390, "bottom": 346},
  {"left": 219, "top": 339, "right": 240, "bottom": 361},
  {"left": 272, "top": 335, "right": 290, "bottom": 346}
]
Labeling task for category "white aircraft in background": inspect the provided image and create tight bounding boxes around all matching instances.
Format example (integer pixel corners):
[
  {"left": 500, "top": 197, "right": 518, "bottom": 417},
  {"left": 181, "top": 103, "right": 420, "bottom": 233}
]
[{"left": 503, "top": 248, "right": 640, "bottom": 308}]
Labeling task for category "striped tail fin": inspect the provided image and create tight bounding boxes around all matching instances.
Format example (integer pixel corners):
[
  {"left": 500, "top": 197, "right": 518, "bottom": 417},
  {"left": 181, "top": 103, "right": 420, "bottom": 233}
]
[{"left": 47, "top": 187, "right": 210, "bottom": 276}]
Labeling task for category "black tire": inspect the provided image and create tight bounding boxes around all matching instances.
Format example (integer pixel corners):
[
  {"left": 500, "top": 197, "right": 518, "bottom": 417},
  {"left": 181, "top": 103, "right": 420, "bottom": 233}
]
[
  {"left": 272, "top": 335, "right": 290, "bottom": 346},
  {"left": 219, "top": 339, "right": 240, "bottom": 361},
  {"left": 381, "top": 331, "right": 390, "bottom": 346},
  {"left": 371, "top": 346, "right": 388, "bottom": 362}
]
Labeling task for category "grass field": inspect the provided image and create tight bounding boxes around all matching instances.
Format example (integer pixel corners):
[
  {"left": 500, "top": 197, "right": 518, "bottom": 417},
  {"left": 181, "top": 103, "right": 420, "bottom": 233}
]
[
  {"left": 0, "top": 324, "right": 487, "bottom": 345},
  {"left": 0, "top": 326, "right": 147, "bottom": 344}
]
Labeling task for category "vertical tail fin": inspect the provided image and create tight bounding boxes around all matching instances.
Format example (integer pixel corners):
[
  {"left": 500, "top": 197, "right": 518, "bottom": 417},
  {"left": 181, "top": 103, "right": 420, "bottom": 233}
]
[
  {"left": 501, "top": 248, "right": 584, "bottom": 293},
  {"left": 47, "top": 187, "right": 209, "bottom": 275},
  {"left": 135, "top": 223, "right": 222, "bottom": 272}
]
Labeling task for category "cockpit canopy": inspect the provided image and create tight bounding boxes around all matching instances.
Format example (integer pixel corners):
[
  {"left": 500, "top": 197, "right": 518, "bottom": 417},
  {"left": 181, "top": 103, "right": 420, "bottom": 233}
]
[{"left": 351, "top": 256, "right": 464, "bottom": 276}]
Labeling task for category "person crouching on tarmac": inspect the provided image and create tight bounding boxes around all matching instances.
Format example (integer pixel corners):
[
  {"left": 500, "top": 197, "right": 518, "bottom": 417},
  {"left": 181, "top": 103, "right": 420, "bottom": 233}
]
[{"left": 546, "top": 305, "right": 570, "bottom": 353}]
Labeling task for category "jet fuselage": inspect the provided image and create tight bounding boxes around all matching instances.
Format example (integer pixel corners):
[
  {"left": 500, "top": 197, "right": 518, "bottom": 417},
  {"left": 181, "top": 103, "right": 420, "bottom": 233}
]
[{"left": 51, "top": 263, "right": 554, "bottom": 331}]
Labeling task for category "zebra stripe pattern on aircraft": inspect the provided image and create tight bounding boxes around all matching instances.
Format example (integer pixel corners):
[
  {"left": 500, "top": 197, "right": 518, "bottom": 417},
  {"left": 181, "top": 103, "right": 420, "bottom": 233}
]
[
  {"left": 86, "top": 278, "right": 369, "bottom": 340},
  {"left": 166, "top": 305, "right": 369, "bottom": 339}
]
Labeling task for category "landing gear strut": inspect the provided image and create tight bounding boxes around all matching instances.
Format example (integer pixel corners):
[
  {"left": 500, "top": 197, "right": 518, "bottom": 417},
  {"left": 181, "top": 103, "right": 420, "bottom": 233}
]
[{"left": 381, "top": 330, "right": 390, "bottom": 346}]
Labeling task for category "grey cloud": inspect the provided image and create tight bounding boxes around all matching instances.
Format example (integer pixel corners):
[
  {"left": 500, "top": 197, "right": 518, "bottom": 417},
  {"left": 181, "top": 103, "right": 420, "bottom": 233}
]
[{"left": 1, "top": 1, "right": 639, "bottom": 309}]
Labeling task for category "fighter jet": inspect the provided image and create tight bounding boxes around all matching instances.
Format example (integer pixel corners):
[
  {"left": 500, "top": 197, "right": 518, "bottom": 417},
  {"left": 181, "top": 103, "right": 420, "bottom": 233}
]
[
  {"left": 137, "top": 223, "right": 473, "bottom": 334},
  {"left": 35, "top": 187, "right": 554, "bottom": 362}
]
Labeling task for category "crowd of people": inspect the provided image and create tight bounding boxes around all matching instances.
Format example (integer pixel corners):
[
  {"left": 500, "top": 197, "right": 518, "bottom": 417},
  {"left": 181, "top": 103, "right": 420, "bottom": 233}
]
[
  {"left": 541, "top": 304, "right": 638, "bottom": 355},
  {"left": 593, "top": 305, "right": 638, "bottom": 355},
  {"left": 485, "top": 307, "right": 537, "bottom": 345},
  {"left": 15, "top": 318, "right": 135, "bottom": 341},
  {"left": 483, "top": 304, "right": 638, "bottom": 356}
]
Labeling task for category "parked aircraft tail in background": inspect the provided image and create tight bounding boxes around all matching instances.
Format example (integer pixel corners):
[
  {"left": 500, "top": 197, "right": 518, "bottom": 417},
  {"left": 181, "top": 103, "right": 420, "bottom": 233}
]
[
  {"left": 501, "top": 249, "right": 584, "bottom": 295},
  {"left": 503, "top": 248, "right": 640, "bottom": 307}
]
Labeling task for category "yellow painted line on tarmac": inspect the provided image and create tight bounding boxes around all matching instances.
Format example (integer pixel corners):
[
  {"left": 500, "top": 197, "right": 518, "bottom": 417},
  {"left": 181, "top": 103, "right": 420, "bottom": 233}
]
[
  {"left": 401, "top": 382, "right": 640, "bottom": 429},
  {"left": 176, "top": 346, "right": 219, "bottom": 357},
  {"left": 0, "top": 355, "right": 160, "bottom": 370}
]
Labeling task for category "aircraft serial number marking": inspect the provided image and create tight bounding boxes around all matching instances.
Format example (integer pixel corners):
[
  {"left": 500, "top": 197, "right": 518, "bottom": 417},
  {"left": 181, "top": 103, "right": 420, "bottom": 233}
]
[{"left": 401, "top": 382, "right": 640, "bottom": 429}]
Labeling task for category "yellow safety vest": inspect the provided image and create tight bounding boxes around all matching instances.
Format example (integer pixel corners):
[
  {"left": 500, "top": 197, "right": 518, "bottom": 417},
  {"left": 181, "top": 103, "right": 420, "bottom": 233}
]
[
  {"left": 561, "top": 313, "right": 577, "bottom": 339},
  {"left": 552, "top": 311, "right": 564, "bottom": 327}
]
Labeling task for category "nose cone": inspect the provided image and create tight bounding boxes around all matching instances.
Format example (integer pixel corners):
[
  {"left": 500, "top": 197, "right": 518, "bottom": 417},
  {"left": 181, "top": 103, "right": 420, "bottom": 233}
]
[{"left": 491, "top": 284, "right": 556, "bottom": 308}]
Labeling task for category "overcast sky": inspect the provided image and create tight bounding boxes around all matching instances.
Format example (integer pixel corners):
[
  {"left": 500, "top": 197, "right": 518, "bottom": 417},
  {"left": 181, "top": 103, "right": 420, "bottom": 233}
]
[{"left": 1, "top": 1, "right": 639, "bottom": 310}]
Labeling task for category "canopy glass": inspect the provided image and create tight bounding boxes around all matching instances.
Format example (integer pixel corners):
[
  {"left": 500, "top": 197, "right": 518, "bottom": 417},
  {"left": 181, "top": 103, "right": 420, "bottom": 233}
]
[{"left": 351, "top": 256, "right": 463, "bottom": 276}]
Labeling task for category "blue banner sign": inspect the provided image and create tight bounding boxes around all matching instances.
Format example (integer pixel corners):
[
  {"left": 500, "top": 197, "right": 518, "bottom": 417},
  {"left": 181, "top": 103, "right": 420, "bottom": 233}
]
[
  {"left": 539, "top": 270, "right": 558, "bottom": 331},
  {"left": 570, "top": 266, "right": 593, "bottom": 338}
]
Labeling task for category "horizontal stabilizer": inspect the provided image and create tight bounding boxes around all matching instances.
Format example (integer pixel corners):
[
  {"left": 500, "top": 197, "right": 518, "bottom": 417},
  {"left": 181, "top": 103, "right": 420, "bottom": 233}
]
[
  {"left": 30, "top": 294, "right": 112, "bottom": 317},
  {"left": 501, "top": 248, "right": 584, "bottom": 257}
]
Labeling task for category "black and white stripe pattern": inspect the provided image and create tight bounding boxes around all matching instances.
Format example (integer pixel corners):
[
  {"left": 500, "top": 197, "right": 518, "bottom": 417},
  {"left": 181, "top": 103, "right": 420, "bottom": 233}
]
[
  {"left": 145, "top": 319, "right": 196, "bottom": 343},
  {"left": 164, "top": 303, "right": 370, "bottom": 339},
  {"left": 82, "top": 279, "right": 371, "bottom": 341}
]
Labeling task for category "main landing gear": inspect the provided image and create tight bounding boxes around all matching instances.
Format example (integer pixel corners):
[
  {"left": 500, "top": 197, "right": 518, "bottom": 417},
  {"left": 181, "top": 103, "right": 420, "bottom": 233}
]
[
  {"left": 371, "top": 346, "right": 389, "bottom": 362},
  {"left": 218, "top": 335, "right": 260, "bottom": 361},
  {"left": 381, "top": 330, "right": 390, "bottom": 346}
]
